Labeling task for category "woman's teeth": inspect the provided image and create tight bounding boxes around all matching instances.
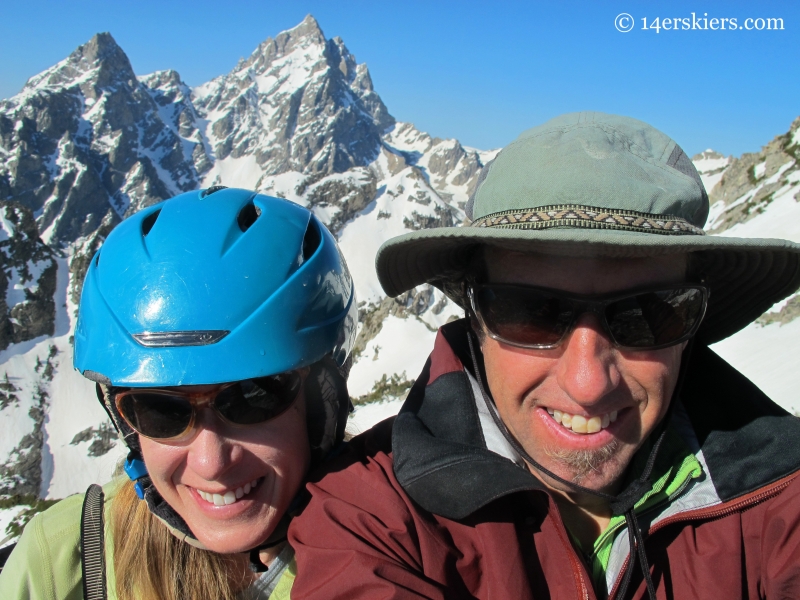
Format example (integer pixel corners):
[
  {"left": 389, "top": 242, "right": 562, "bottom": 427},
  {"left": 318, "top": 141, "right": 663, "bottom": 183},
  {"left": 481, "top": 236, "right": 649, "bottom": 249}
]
[
  {"left": 196, "top": 479, "right": 260, "bottom": 506},
  {"left": 547, "top": 408, "right": 618, "bottom": 434}
]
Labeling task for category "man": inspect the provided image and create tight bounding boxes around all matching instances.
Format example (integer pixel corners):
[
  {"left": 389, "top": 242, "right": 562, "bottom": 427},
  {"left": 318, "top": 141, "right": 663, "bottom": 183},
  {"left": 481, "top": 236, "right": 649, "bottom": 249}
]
[{"left": 290, "top": 113, "right": 800, "bottom": 599}]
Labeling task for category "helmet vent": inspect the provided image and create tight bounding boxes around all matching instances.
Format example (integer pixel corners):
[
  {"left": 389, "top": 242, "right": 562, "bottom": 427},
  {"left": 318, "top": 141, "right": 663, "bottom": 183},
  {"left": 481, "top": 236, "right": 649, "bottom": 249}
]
[
  {"left": 141, "top": 209, "right": 161, "bottom": 237},
  {"left": 237, "top": 201, "right": 262, "bottom": 232},
  {"left": 302, "top": 217, "right": 322, "bottom": 262},
  {"left": 202, "top": 185, "right": 227, "bottom": 198}
]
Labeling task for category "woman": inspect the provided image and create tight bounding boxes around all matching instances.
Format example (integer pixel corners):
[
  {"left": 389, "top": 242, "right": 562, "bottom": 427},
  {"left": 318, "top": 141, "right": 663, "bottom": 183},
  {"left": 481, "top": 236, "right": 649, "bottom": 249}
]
[{"left": 0, "top": 187, "right": 357, "bottom": 599}]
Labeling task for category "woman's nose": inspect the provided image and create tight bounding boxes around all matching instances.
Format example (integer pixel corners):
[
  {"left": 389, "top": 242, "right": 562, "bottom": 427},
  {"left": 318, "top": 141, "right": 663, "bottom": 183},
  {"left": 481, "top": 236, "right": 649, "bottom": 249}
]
[{"left": 185, "top": 409, "right": 242, "bottom": 480}]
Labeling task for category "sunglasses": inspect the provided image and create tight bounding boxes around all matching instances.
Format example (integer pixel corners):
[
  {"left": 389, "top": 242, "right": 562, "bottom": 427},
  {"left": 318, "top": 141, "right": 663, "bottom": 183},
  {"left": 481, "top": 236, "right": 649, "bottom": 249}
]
[
  {"left": 469, "top": 284, "right": 708, "bottom": 351},
  {"left": 114, "top": 372, "right": 302, "bottom": 441}
]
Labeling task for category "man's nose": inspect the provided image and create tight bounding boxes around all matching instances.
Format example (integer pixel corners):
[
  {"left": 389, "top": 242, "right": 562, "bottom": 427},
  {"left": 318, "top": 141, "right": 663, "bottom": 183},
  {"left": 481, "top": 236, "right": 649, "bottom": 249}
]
[
  {"left": 185, "top": 410, "right": 242, "bottom": 480},
  {"left": 556, "top": 313, "right": 620, "bottom": 405}
]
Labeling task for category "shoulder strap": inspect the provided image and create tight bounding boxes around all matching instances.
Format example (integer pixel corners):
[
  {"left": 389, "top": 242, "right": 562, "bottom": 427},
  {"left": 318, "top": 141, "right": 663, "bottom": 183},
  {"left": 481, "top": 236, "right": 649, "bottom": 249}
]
[{"left": 81, "top": 484, "right": 107, "bottom": 600}]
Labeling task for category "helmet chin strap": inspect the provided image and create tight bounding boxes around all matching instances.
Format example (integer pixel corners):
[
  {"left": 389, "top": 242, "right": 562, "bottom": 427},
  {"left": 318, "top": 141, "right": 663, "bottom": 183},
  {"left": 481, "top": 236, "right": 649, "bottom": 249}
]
[
  {"left": 247, "top": 514, "right": 293, "bottom": 572},
  {"left": 465, "top": 330, "right": 695, "bottom": 600}
]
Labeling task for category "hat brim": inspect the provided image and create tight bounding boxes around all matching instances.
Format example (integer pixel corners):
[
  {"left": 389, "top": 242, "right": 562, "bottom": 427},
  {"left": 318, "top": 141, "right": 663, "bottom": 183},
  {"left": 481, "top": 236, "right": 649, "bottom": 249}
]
[{"left": 376, "top": 226, "right": 800, "bottom": 345}]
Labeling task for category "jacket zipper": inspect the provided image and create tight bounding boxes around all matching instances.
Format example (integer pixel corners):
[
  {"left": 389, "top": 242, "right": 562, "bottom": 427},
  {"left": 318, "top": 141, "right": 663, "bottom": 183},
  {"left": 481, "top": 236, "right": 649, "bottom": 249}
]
[
  {"left": 605, "top": 474, "right": 796, "bottom": 599},
  {"left": 648, "top": 473, "right": 795, "bottom": 533}
]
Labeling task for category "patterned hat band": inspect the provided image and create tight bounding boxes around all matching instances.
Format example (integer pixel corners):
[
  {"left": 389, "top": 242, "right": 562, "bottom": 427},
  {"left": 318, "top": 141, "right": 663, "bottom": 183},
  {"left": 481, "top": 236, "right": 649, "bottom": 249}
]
[{"left": 470, "top": 204, "right": 706, "bottom": 236}]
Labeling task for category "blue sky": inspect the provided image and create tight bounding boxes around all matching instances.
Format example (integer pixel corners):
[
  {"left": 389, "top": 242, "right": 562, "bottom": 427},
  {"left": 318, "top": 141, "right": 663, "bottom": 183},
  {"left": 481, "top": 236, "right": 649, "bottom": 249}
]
[{"left": 1, "top": 0, "right": 797, "bottom": 157}]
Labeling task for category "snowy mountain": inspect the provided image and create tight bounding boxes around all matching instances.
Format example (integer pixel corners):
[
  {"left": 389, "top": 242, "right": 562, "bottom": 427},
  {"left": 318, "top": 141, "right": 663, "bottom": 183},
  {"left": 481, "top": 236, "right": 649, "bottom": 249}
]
[
  {"left": 0, "top": 15, "right": 798, "bottom": 543},
  {"left": 696, "top": 118, "right": 800, "bottom": 412}
]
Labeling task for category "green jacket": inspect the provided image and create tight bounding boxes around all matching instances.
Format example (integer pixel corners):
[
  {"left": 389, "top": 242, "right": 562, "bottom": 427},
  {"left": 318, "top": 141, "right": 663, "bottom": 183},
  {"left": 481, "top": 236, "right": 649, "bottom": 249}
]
[{"left": 0, "top": 479, "right": 294, "bottom": 599}]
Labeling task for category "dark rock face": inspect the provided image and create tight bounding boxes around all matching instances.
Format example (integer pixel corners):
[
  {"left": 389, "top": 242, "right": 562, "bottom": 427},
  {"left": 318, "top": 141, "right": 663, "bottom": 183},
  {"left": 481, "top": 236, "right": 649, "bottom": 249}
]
[
  {"left": 0, "top": 18, "right": 402, "bottom": 252},
  {"left": 194, "top": 15, "right": 394, "bottom": 179},
  {"left": 0, "top": 384, "right": 49, "bottom": 497},
  {"left": 67, "top": 211, "right": 116, "bottom": 306},
  {"left": 403, "top": 204, "right": 457, "bottom": 231},
  {"left": 0, "top": 33, "right": 205, "bottom": 246},
  {"left": 305, "top": 168, "right": 378, "bottom": 233},
  {"left": 0, "top": 202, "right": 57, "bottom": 351},
  {"left": 139, "top": 69, "right": 213, "bottom": 178},
  {"left": 70, "top": 423, "right": 117, "bottom": 457}
]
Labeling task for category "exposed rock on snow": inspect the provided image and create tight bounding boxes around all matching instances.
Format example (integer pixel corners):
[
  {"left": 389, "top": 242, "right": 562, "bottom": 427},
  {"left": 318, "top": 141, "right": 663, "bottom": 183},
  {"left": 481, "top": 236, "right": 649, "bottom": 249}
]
[
  {"left": 704, "top": 117, "right": 800, "bottom": 236},
  {"left": 194, "top": 16, "right": 393, "bottom": 180},
  {"left": 692, "top": 149, "right": 731, "bottom": 194},
  {"left": 0, "top": 32, "right": 203, "bottom": 245},
  {"left": 0, "top": 202, "right": 58, "bottom": 351}
]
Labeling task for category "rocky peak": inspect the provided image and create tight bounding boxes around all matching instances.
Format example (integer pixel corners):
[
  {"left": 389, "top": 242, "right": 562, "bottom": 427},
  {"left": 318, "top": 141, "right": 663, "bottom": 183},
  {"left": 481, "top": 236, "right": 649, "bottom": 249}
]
[
  {"left": 195, "top": 15, "right": 394, "bottom": 179},
  {"left": 693, "top": 149, "right": 726, "bottom": 162},
  {"left": 24, "top": 33, "right": 136, "bottom": 99},
  {"left": 328, "top": 36, "right": 357, "bottom": 82},
  {"left": 275, "top": 14, "right": 327, "bottom": 51},
  {"left": 383, "top": 122, "right": 489, "bottom": 208},
  {"left": 692, "top": 148, "right": 732, "bottom": 195},
  {"left": 140, "top": 69, "right": 184, "bottom": 95},
  {"left": 243, "top": 14, "right": 327, "bottom": 75},
  {"left": 0, "top": 35, "right": 205, "bottom": 246},
  {"left": 325, "top": 38, "right": 392, "bottom": 131},
  {"left": 704, "top": 118, "right": 800, "bottom": 233}
]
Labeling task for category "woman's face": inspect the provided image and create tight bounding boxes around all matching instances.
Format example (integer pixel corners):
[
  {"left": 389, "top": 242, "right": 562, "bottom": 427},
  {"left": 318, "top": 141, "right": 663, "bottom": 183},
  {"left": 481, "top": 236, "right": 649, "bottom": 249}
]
[{"left": 138, "top": 382, "right": 310, "bottom": 554}]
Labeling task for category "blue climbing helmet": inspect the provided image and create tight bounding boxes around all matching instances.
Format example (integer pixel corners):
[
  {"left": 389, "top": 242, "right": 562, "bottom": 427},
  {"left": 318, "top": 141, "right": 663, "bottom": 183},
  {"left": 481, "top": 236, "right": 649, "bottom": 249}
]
[
  {"left": 73, "top": 188, "right": 357, "bottom": 548},
  {"left": 74, "top": 187, "right": 357, "bottom": 386}
]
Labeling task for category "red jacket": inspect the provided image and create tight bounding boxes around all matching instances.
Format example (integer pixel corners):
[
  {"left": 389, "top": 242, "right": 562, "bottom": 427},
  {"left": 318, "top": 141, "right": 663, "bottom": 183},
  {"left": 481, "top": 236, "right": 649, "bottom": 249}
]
[{"left": 290, "top": 320, "right": 800, "bottom": 599}]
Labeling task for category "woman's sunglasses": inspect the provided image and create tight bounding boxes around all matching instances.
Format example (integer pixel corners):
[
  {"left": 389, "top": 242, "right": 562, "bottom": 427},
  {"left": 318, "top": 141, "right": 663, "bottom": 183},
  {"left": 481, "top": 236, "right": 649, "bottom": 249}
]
[
  {"left": 114, "top": 372, "right": 303, "bottom": 441},
  {"left": 469, "top": 284, "right": 708, "bottom": 351}
]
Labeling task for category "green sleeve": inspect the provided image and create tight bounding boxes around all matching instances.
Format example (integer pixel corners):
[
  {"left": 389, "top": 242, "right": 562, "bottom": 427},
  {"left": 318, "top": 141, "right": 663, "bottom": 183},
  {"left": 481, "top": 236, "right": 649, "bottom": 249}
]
[
  {"left": 0, "top": 495, "right": 84, "bottom": 600},
  {"left": 269, "top": 557, "right": 296, "bottom": 600},
  {"left": 0, "top": 480, "right": 121, "bottom": 600}
]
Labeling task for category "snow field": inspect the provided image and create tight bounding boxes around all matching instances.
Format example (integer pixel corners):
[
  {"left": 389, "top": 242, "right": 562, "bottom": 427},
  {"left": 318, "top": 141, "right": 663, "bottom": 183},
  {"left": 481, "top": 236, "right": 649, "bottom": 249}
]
[
  {"left": 338, "top": 159, "right": 454, "bottom": 303},
  {"left": 0, "top": 255, "right": 126, "bottom": 502},
  {"left": 718, "top": 180, "right": 800, "bottom": 241},
  {"left": 43, "top": 256, "right": 127, "bottom": 499},
  {"left": 347, "top": 398, "right": 405, "bottom": 437},
  {"left": 348, "top": 315, "right": 437, "bottom": 398},
  {"left": 711, "top": 318, "right": 800, "bottom": 415},
  {"left": 0, "top": 507, "right": 22, "bottom": 546}
]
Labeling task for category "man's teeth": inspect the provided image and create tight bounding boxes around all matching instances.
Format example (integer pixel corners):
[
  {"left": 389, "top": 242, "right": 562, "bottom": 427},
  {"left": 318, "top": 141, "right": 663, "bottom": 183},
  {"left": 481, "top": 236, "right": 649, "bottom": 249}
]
[
  {"left": 196, "top": 479, "right": 260, "bottom": 506},
  {"left": 547, "top": 408, "right": 618, "bottom": 435}
]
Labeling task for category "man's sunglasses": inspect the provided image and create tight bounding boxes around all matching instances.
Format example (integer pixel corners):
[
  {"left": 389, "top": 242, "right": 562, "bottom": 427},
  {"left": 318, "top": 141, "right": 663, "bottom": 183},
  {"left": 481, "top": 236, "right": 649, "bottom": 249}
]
[
  {"left": 114, "top": 372, "right": 303, "bottom": 441},
  {"left": 468, "top": 284, "right": 708, "bottom": 351}
]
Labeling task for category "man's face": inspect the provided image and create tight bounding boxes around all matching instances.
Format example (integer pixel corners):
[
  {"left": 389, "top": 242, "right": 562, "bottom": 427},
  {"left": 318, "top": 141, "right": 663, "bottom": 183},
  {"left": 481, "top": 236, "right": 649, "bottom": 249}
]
[{"left": 479, "top": 249, "right": 688, "bottom": 494}]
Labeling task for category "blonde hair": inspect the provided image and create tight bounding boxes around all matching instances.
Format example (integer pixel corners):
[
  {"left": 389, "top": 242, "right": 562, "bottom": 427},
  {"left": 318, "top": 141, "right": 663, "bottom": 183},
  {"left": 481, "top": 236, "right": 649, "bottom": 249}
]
[{"left": 112, "top": 479, "right": 250, "bottom": 600}]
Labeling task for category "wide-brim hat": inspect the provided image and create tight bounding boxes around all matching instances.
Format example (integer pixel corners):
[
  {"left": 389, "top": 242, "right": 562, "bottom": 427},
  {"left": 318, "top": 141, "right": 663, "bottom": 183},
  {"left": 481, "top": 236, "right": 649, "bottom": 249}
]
[{"left": 376, "top": 112, "right": 800, "bottom": 345}]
